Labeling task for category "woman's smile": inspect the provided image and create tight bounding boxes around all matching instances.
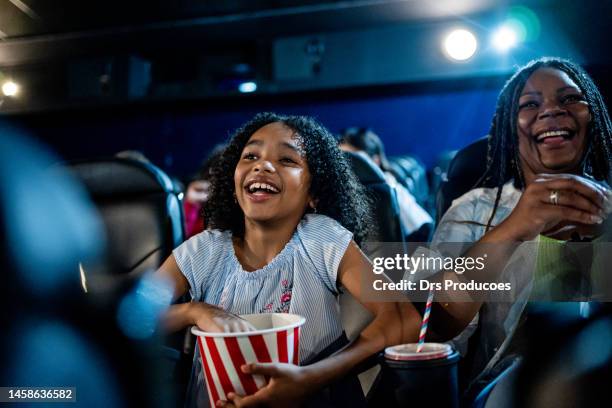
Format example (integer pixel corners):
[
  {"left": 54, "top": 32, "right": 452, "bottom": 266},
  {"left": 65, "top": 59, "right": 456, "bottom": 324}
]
[{"left": 517, "top": 67, "right": 591, "bottom": 175}]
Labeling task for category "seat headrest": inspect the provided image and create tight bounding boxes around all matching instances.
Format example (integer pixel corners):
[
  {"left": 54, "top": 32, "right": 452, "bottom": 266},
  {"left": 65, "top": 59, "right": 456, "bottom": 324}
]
[
  {"left": 68, "top": 158, "right": 176, "bottom": 197},
  {"left": 344, "top": 151, "right": 386, "bottom": 184},
  {"left": 446, "top": 137, "right": 489, "bottom": 186}
]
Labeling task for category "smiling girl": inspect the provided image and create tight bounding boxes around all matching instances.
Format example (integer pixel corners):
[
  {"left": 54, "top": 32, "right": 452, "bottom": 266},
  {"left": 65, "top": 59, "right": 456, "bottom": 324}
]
[{"left": 155, "top": 113, "right": 420, "bottom": 407}]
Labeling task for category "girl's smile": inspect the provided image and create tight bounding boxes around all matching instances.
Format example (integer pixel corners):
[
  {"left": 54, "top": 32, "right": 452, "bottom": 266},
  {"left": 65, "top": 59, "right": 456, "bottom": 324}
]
[{"left": 234, "top": 122, "right": 313, "bottom": 225}]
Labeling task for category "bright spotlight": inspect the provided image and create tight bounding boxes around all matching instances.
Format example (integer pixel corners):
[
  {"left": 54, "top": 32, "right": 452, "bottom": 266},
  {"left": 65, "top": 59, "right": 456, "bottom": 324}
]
[
  {"left": 2, "top": 80, "right": 19, "bottom": 97},
  {"left": 238, "top": 81, "right": 257, "bottom": 93},
  {"left": 492, "top": 25, "right": 518, "bottom": 51},
  {"left": 443, "top": 29, "right": 478, "bottom": 61}
]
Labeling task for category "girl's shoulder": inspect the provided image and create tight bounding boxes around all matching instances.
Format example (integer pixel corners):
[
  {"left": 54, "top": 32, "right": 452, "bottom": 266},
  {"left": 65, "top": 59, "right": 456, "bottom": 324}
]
[
  {"left": 175, "top": 228, "right": 232, "bottom": 261},
  {"left": 186, "top": 228, "right": 231, "bottom": 246},
  {"left": 297, "top": 213, "right": 352, "bottom": 240}
]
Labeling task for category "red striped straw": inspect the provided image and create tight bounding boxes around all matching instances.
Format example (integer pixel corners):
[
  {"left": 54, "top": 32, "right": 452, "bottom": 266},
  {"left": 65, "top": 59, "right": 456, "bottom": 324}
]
[{"left": 416, "top": 289, "right": 434, "bottom": 352}]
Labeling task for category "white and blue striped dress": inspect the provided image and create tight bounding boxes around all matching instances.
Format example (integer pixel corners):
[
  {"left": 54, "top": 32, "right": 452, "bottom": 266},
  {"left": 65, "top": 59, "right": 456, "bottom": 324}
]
[{"left": 173, "top": 214, "right": 353, "bottom": 406}]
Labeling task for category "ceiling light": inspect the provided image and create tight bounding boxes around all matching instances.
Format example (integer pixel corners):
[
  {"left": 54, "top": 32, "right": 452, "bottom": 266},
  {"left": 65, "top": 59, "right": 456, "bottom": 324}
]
[
  {"left": 492, "top": 25, "right": 518, "bottom": 51},
  {"left": 443, "top": 29, "right": 478, "bottom": 61},
  {"left": 238, "top": 81, "right": 257, "bottom": 93},
  {"left": 2, "top": 80, "right": 19, "bottom": 97}
]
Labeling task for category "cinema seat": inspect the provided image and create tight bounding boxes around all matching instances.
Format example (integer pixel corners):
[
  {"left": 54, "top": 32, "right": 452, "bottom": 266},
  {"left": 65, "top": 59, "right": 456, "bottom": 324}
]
[
  {"left": 67, "top": 157, "right": 184, "bottom": 283},
  {"left": 67, "top": 156, "right": 190, "bottom": 403},
  {"left": 1, "top": 130, "right": 169, "bottom": 407},
  {"left": 436, "top": 137, "right": 490, "bottom": 223},
  {"left": 341, "top": 151, "right": 408, "bottom": 398},
  {"left": 388, "top": 155, "right": 430, "bottom": 207}
]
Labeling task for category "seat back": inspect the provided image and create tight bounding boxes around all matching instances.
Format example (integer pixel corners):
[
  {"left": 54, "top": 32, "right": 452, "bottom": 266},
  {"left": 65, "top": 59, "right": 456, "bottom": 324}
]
[
  {"left": 436, "top": 137, "right": 490, "bottom": 223},
  {"left": 68, "top": 157, "right": 184, "bottom": 280},
  {"left": 340, "top": 151, "right": 407, "bottom": 342},
  {"left": 345, "top": 151, "right": 406, "bottom": 244},
  {"left": 388, "top": 155, "right": 430, "bottom": 207},
  {"left": 1, "top": 130, "right": 169, "bottom": 407}
]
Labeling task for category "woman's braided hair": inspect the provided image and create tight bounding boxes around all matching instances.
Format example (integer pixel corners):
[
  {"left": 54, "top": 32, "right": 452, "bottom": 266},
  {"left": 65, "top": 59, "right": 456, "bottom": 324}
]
[{"left": 477, "top": 57, "right": 612, "bottom": 230}]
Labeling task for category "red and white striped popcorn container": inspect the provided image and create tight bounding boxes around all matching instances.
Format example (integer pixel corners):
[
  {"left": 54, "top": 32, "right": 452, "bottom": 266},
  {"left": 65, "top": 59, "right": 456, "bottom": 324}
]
[{"left": 191, "top": 313, "right": 306, "bottom": 407}]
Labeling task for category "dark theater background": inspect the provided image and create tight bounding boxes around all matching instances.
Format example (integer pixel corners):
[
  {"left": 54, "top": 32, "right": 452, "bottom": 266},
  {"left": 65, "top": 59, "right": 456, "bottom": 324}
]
[
  {"left": 1, "top": 1, "right": 612, "bottom": 408},
  {"left": 0, "top": 0, "right": 609, "bottom": 178}
]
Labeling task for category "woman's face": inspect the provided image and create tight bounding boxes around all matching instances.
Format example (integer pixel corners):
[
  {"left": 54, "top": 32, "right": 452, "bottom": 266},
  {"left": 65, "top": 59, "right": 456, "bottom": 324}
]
[
  {"left": 517, "top": 67, "right": 591, "bottom": 177},
  {"left": 234, "top": 122, "right": 313, "bottom": 225}
]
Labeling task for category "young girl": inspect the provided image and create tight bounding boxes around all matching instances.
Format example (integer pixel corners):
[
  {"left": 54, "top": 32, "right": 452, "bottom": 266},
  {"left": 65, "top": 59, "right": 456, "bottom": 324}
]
[{"left": 156, "top": 112, "right": 420, "bottom": 407}]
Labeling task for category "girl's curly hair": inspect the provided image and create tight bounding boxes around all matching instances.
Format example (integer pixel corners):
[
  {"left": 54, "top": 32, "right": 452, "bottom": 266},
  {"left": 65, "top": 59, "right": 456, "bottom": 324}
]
[{"left": 203, "top": 112, "right": 374, "bottom": 244}]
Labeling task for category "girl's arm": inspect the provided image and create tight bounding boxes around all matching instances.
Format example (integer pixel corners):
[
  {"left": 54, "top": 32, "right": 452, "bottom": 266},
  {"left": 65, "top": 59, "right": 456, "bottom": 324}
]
[
  {"left": 155, "top": 255, "right": 254, "bottom": 333},
  {"left": 223, "top": 241, "right": 421, "bottom": 407}
]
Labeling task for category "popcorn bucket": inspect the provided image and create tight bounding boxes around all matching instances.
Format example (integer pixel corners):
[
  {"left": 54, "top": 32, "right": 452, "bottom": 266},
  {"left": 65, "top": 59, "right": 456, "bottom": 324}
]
[{"left": 191, "top": 313, "right": 305, "bottom": 407}]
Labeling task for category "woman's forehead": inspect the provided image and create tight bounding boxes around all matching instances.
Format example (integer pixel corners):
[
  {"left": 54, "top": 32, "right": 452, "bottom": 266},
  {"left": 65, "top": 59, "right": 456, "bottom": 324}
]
[{"left": 521, "top": 67, "right": 580, "bottom": 94}]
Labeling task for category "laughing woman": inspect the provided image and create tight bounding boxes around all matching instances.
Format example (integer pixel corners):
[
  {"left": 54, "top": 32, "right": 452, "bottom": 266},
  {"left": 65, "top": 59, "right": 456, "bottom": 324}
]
[{"left": 427, "top": 57, "right": 612, "bottom": 388}]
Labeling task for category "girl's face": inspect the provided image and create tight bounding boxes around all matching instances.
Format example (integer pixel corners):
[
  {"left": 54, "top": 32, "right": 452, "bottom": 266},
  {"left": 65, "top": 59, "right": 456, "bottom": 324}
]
[
  {"left": 517, "top": 67, "right": 591, "bottom": 177},
  {"left": 234, "top": 122, "right": 313, "bottom": 225}
]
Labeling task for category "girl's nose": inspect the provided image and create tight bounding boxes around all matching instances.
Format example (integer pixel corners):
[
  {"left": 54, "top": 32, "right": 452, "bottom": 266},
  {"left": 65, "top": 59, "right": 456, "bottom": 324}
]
[{"left": 253, "top": 159, "right": 276, "bottom": 173}]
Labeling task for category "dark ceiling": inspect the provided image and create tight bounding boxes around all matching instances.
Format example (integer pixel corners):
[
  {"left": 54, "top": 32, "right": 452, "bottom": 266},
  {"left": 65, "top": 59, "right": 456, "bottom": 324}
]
[
  {"left": 0, "top": 0, "right": 561, "bottom": 65},
  {"left": 0, "top": 0, "right": 610, "bottom": 114}
]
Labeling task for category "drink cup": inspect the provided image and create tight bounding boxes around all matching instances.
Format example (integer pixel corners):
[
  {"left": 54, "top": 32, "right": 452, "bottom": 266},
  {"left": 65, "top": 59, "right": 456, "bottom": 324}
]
[
  {"left": 191, "top": 313, "right": 305, "bottom": 408},
  {"left": 381, "top": 343, "right": 460, "bottom": 408}
]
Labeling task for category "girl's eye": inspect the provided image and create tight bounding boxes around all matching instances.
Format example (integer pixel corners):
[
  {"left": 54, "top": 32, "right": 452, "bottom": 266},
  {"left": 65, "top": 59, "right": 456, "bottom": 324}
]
[
  {"left": 519, "top": 100, "right": 538, "bottom": 110},
  {"left": 242, "top": 152, "right": 257, "bottom": 160},
  {"left": 280, "top": 157, "right": 297, "bottom": 164}
]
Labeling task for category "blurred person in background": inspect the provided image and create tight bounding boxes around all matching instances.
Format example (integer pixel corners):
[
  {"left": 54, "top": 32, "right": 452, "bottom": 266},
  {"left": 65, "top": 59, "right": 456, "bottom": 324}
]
[
  {"left": 183, "top": 147, "right": 225, "bottom": 238},
  {"left": 339, "top": 127, "right": 433, "bottom": 241}
]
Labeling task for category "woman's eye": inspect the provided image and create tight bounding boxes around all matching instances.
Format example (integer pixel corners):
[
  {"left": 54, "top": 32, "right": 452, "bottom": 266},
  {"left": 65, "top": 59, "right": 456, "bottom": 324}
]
[
  {"left": 519, "top": 101, "right": 538, "bottom": 110},
  {"left": 562, "top": 94, "right": 584, "bottom": 104},
  {"left": 280, "top": 157, "right": 297, "bottom": 164},
  {"left": 242, "top": 153, "right": 257, "bottom": 160}
]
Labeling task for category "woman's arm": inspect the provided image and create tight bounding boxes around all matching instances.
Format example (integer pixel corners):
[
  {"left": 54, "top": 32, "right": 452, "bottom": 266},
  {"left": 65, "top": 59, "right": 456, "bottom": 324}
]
[{"left": 429, "top": 174, "right": 607, "bottom": 338}]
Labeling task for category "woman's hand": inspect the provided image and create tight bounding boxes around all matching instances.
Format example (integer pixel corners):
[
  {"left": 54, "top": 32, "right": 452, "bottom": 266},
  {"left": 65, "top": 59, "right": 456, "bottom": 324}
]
[
  {"left": 499, "top": 173, "right": 609, "bottom": 241},
  {"left": 190, "top": 303, "right": 256, "bottom": 333},
  {"left": 217, "top": 363, "right": 315, "bottom": 408}
]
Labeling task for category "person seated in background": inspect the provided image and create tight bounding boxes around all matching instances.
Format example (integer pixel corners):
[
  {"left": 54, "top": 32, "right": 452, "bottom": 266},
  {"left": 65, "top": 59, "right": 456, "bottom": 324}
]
[
  {"left": 183, "top": 147, "right": 225, "bottom": 238},
  {"left": 155, "top": 113, "right": 421, "bottom": 407},
  {"left": 426, "top": 57, "right": 612, "bottom": 394},
  {"left": 339, "top": 127, "right": 433, "bottom": 241}
]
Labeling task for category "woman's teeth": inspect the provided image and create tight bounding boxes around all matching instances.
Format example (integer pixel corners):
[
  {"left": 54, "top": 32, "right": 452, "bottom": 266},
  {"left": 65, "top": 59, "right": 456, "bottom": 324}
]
[
  {"left": 247, "top": 182, "right": 279, "bottom": 193},
  {"left": 537, "top": 130, "right": 571, "bottom": 142}
]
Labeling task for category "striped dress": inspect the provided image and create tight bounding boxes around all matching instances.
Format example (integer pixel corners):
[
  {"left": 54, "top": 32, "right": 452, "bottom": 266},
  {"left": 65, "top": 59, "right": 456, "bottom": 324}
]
[{"left": 173, "top": 214, "right": 353, "bottom": 406}]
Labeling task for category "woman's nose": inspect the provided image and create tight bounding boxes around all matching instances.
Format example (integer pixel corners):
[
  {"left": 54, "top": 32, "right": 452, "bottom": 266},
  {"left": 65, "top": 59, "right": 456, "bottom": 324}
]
[{"left": 538, "top": 101, "right": 567, "bottom": 120}]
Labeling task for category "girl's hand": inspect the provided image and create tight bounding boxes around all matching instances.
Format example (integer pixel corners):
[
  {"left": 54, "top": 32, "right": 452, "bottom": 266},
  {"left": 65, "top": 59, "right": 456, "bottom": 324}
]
[
  {"left": 189, "top": 303, "right": 256, "bottom": 333},
  {"left": 217, "top": 363, "right": 315, "bottom": 408},
  {"left": 500, "top": 173, "right": 608, "bottom": 241}
]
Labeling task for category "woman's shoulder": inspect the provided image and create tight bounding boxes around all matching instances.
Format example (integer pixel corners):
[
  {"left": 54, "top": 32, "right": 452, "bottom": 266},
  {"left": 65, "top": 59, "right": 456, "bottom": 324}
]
[{"left": 448, "top": 181, "right": 520, "bottom": 214}]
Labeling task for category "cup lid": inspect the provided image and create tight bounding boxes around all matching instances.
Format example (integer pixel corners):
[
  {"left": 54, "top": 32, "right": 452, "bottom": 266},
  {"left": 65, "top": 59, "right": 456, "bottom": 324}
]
[{"left": 385, "top": 343, "right": 453, "bottom": 361}]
